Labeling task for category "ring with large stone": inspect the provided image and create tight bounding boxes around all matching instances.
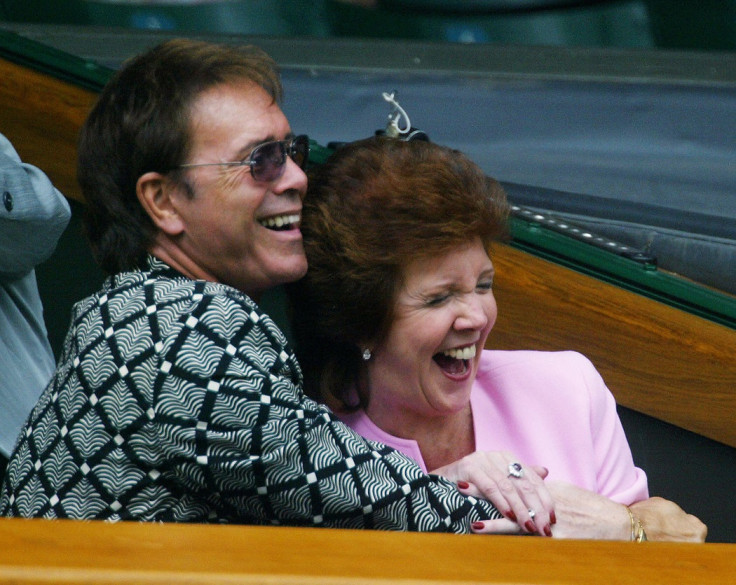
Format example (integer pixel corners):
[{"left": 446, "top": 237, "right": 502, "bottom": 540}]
[
  {"left": 528, "top": 509, "right": 536, "bottom": 520},
  {"left": 507, "top": 462, "right": 524, "bottom": 478}
]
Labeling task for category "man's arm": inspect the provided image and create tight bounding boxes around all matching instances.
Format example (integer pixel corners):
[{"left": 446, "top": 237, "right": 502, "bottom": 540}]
[
  {"left": 0, "top": 132, "right": 70, "bottom": 274},
  {"left": 154, "top": 294, "right": 501, "bottom": 532}
]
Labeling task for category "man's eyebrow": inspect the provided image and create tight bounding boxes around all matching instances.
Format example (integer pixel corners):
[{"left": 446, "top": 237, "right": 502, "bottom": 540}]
[{"left": 233, "top": 132, "right": 295, "bottom": 160}]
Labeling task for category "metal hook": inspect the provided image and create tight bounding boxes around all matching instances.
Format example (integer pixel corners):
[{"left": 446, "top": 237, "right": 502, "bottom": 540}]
[{"left": 382, "top": 91, "right": 412, "bottom": 138}]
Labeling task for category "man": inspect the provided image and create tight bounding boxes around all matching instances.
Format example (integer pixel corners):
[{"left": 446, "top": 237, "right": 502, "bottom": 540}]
[
  {"left": 0, "top": 132, "right": 70, "bottom": 472},
  {"left": 0, "top": 39, "right": 503, "bottom": 531}
]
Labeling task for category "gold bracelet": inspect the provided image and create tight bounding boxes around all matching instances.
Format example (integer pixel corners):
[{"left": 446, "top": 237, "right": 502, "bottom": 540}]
[
  {"left": 636, "top": 518, "right": 648, "bottom": 542},
  {"left": 626, "top": 506, "right": 648, "bottom": 542}
]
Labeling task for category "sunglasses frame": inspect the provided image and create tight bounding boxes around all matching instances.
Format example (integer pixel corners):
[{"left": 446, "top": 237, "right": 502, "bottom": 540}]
[{"left": 178, "top": 134, "right": 310, "bottom": 182}]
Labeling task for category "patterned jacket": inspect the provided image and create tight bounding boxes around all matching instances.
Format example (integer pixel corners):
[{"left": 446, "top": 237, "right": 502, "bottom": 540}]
[{"left": 0, "top": 256, "right": 500, "bottom": 531}]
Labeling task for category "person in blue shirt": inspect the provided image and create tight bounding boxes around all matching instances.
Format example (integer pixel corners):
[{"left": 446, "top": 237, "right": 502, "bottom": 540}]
[{"left": 0, "top": 131, "right": 70, "bottom": 473}]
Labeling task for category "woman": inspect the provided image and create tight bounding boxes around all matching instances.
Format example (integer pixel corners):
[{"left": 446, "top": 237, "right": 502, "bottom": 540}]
[{"left": 289, "top": 136, "right": 706, "bottom": 540}]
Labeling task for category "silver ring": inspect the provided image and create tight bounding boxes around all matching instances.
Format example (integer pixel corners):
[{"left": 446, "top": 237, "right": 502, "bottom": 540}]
[
  {"left": 528, "top": 509, "right": 536, "bottom": 520},
  {"left": 507, "top": 462, "right": 524, "bottom": 479}
]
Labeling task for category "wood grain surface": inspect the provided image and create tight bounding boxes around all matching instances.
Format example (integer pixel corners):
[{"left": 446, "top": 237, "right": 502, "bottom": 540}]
[
  {"left": 491, "top": 244, "right": 736, "bottom": 448},
  {"left": 0, "top": 518, "right": 733, "bottom": 584},
  {"left": 0, "top": 56, "right": 96, "bottom": 203}
]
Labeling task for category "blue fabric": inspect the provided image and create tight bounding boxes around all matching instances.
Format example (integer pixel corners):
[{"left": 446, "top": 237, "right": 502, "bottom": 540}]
[{"left": 0, "top": 133, "right": 70, "bottom": 456}]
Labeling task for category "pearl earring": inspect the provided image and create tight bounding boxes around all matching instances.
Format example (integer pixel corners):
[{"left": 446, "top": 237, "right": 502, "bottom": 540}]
[{"left": 362, "top": 348, "right": 372, "bottom": 361}]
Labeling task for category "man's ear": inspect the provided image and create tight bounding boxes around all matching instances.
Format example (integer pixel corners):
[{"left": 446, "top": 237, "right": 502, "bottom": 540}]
[{"left": 137, "top": 171, "right": 186, "bottom": 236}]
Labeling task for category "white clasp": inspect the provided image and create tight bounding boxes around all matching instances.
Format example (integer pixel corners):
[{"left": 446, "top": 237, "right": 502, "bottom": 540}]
[{"left": 382, "top": 91, "right": 411, "bottom": 138}]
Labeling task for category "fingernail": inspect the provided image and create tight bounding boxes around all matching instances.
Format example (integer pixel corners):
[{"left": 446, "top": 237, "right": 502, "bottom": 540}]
[
  {"left": 457, "top": 481, "right": 470, "bottom": 489},
  {"left": 525, "top": 520, "right": 536, "bottom": 533},
  {"left": 472, "top": 521, "right": 485, "bottom": 530},
  {"left": 505, "top": 510, "right": 517, "bottom": 522},
  {"left": 544, "top": 524, "right": 552, "bottom": 537},
  {"left": 550, "top": 511, "right": 557, "bottom": 525}
]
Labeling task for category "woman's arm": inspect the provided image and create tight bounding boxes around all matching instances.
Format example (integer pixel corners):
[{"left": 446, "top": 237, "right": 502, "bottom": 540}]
[
  {"left": 575, "top": 352, "right": 649, "bottom": 503},
  {"left": 629, "top": 497, "right": 707, "bottom": 542},
  {"left": 469, "top": 481, "right": 706, "bottom": 541},
  {"left": 550, "top": 483, "right": 706, "bottom": 541}
]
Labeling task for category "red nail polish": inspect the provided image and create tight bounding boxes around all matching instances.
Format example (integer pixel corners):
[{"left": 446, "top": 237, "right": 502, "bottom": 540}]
[
  {"left": 457, "top": 481, "right": 470, "bottom": 489},
  {"left": 544, "top": 524, "right": 553, "bottom": 537},
  {"left": 550, "top": 511, "right": 557, "bottom": 525},
  {"left": 525, "top": 520, "right": 536, "bottom": 533},
  {"left": 472, "top": 521, "right": 485, "bottom": 530},
  {"left": 506, "top": 510, "right": 517, "bottom": 522}
]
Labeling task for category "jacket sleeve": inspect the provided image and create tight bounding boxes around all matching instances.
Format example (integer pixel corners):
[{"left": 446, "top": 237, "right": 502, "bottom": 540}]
[
  {"left": 153, "top": 292, "right": 501, "bottom": 532},
  {"left": 576, "top": 352, "right": 649, "bottom": 504},
  {"left": 0, "top": 133, "right": 71, "bottom": 274}
]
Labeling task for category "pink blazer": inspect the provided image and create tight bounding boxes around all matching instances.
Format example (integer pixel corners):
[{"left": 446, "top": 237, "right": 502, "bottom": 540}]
[{"left": 340, "top": 350, "right": 649, "bottom": 504}]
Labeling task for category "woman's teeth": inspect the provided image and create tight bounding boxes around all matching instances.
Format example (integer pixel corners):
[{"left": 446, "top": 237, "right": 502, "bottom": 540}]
[
  {"left": 442, "top": 345, "right": 476, "bottom": 360},
  {"left": 259, "top": 214, "right": 300, "bottom": 230}
]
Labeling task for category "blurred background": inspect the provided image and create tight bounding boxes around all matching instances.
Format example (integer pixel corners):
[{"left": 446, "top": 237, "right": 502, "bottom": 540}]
[{"left": 0, "top": 0, "right": 734, "bottom": 52}]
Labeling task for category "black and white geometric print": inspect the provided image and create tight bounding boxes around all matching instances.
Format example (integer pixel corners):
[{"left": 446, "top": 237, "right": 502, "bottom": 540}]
[{"left": 0, "top": 255, "right": 500, "bottom": 531}]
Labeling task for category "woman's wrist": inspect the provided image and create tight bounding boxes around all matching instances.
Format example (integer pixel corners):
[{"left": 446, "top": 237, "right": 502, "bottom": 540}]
[{"left": 626, "top": 505, "right": 648, "bottom": 542}]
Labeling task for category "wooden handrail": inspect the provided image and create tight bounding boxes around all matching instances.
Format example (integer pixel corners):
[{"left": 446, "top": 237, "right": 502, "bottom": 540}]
[
  {"left": 0, "top": 518, "right": 734, "bottom": 584},
  {"left": 490, "top": 244, "right": 736, "bottom": 448},
  {"left": 0, "top": 55, "right": 96, "bottom": 203}
]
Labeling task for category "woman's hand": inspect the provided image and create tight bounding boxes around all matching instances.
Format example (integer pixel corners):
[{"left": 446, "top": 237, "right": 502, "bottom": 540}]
[
  {"left": 629, "top": 497, "right": 707, "bottom": 542},
  {"left": 549, "top": 484, "right": 707, "bottom": 541},
  {"left": 546, "top": 482, "right": 631, "bottom": 539},
  {"left": 431, "top": 451, "right": 555, "bottom": 536},
  {"left": 470, "top": 481, "right": 631, "bottom": 539},
  {"left": 470, "top": 481, "right": 708, "bottom": 542}
]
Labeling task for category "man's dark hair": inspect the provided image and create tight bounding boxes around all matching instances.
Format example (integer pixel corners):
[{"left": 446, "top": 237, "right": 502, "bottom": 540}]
[{"left": 78, "top": 38, "right": 282, "bottom": 274}]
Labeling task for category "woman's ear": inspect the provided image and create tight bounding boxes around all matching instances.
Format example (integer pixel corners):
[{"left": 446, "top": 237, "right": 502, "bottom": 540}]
[{"left": 137, "top": 171, "right": 185, "bottom": 236}]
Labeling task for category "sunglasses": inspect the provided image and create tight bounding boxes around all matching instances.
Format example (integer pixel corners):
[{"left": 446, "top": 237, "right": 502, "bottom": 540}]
[{"left": 178, "top": 135, "right": 310, "bottom": 182}]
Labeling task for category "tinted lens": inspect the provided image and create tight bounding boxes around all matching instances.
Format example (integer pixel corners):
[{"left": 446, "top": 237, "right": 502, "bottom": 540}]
[
  {"left": 289, "top": 135, "right": 310, "bottom": 170},
  {"left": 250, "top": 141, "right": 287, "bottom": 182}
]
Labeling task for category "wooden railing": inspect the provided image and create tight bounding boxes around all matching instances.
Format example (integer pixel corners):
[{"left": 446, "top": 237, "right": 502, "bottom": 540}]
[
  {"left": 0, "top": 518, "right": 734, "bottom": 584},
  {"left": 490, "top": 244, "right": 736, "bottom": 449},
  {"left": 0, "top": 53, "right": 95, "bottom": 202}
]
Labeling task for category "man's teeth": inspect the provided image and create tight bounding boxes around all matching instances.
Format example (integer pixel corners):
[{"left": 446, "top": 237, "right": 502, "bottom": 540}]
[
  {"left": 442, "top": 345, "right": 476, "bottom": 360},
  {"left": 260, "top": 214, "right": 300, "bottom": 229}
]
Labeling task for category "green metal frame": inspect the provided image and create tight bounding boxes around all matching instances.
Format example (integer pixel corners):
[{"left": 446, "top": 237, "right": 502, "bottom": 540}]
[
  {"left": 0, "top": 28, "right": 111, "bottom": 91},
  {"left": 509, "top": 216, "right": 736, "bottom": 329}
]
